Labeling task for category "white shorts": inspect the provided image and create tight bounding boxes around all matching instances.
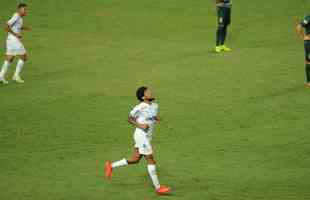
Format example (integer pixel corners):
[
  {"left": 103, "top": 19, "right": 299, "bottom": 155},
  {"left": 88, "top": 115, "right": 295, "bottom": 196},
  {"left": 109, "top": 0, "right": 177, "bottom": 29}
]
[
  {"left": 133, "top": 130, "right": 153, "bottom": 155},
  {"left": 6, "top": 37, "right": 26, "bottom": 56}
]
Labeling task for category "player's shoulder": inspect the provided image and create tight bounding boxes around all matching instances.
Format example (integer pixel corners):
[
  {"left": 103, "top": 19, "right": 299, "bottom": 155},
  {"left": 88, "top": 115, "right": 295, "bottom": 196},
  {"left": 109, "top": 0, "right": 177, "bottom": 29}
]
[
  {"left": 151, "top": 102, "right": 159, "bottom": 108},
  {"left": 7, "top": 13, "right": 20, "bottom": 25},
  {"left": 11, "top": 12, "right": 20, "bottom": 19},
  {"left": 132, "top": 102, "right": 146, "bottom": 110},
  {"left": 8, "top": 13, "right": 20, "bottom": 21},
  {"left": 132, "top": 102, "right": 158, "bottom": 110}
]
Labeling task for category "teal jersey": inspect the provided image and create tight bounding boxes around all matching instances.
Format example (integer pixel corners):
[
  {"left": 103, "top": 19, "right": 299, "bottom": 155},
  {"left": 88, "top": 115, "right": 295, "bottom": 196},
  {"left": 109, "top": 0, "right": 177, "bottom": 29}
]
[{"left": 300, "top": 15, "right": 310, "bottom": 35}]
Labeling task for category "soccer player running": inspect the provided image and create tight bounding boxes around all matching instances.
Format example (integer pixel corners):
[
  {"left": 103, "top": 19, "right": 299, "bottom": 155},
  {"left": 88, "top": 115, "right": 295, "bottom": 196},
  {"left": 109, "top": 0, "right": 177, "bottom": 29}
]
[
  {"left": 105, "top": 87, "right": 171, "bottom": 195},
  {"left": 215, "top": 0, "right": 232, "bottom": 53},
  {"left": 296, "top": 15, "right": 310, "bottom": 88},
  {"left": 0, "top": 3, "right": 30, "bottom": 84}
]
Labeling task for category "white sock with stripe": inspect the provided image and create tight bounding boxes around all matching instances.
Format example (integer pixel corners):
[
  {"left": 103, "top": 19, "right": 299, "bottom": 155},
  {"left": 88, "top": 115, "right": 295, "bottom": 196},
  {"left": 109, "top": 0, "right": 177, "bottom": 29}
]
[
  {"left": 112, "top": 158, "right": 128, "bottom": 169},
  {"left": 0, "top": 61, "right": 10, "bottom": 78},
  {"left": 147, "top": 164, "right": 160, "bottom": 190},
  {"left": 14, "top": 59, "right": 25, "bottom": 77}
]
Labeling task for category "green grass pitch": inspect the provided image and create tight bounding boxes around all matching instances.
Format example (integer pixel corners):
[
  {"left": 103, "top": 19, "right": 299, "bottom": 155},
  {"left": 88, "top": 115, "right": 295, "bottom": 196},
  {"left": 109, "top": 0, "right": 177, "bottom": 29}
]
[{"left": 0, "top": 0, "right": 310, "bottom": 199}]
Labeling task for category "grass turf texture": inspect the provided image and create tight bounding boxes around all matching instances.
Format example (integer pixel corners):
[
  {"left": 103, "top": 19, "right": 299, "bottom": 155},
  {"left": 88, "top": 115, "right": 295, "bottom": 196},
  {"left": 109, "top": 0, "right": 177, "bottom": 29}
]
[{"left": 1, "top": 0, "right": 310, "bottom": 199}]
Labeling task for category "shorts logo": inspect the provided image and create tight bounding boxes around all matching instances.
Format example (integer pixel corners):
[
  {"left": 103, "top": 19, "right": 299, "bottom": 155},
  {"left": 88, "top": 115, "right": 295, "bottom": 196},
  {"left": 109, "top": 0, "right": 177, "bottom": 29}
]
[{"left": 143, "top": 144, "right": 147, "bottom": 148}]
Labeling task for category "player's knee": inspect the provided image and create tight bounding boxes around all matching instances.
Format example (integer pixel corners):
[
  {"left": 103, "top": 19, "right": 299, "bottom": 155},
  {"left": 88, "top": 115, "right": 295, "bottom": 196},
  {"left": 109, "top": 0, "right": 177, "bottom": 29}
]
[
  {"left": 218, "top": 25, "right": 226, "bottom": 32},
  {"left": 5, "top": 57, "right": 14, "bottom": 63},
  {"left": 21, "top": 55, "right": 27, "bottom": 62},
  {"left": 128, "top": 159, "right": 138, "bottom": 164},
  {"left": 133, "top": 158, "right": 140, "bottom": 164},
  {"left": 145, "top": 156, "right": 156, "bottom": 164},
  {"left": 130, "top": 156, "right": 141, "bottom": 164},
  {"left": 218, "top": 24, "right": 225, "bottom": 29},
  {"left": 147, "top": 159, "right": 156, "bottom": 165}
]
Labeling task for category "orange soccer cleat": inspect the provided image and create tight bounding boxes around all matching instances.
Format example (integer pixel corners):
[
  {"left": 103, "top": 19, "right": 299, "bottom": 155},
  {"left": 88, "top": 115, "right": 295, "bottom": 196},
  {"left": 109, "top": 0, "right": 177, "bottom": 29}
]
[
  {"left": 156, "top": 185, "right": 171, "bottom": 195},
  {"left": 105, "top": 161, "right": 113, "bottom": 179}
]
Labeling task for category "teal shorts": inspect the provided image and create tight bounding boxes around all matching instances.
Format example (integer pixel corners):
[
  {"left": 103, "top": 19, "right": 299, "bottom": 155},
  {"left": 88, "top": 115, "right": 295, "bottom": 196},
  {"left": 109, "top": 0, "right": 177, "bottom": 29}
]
[{"left": 217, "top": 7, "right": 231, "bottom": 27}]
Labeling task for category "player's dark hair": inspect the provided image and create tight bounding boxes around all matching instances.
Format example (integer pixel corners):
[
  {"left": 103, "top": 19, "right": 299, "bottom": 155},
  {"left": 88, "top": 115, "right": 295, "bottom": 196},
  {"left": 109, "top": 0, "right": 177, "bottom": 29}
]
[
  {"left": 136, "top": 86, "right": 147, "bottom": 102},
  {"left": 18, "top": 3, "right": 27, "bottom": 9}
]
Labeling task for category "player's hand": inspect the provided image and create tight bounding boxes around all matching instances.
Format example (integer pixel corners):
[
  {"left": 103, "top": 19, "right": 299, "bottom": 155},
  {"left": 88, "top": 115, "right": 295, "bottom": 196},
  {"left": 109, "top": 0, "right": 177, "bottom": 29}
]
[
  {"left": 139, "top": 124, "right": 149, "bottom": 130},
  {"left": 23, "top": 26, "right": 32, "bottom": 31},
  {"left": 155, "top": 116, "right": 161, "bottom": 122},
  {"left": 304, "top": 35, "right": 310, "bottom": 40},
  {"left": 15, "top": 33, "right": 22, "bottom": 38}
]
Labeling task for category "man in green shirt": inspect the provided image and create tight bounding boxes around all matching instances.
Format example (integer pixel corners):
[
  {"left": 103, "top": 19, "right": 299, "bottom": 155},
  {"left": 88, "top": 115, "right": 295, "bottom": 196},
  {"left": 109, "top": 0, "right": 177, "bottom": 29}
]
[
  {"left": 215, "top": 0, "right": 232, "bottom": 53},
  {"left": 296, "top": 15, "right": 310, "bottom": 88}
]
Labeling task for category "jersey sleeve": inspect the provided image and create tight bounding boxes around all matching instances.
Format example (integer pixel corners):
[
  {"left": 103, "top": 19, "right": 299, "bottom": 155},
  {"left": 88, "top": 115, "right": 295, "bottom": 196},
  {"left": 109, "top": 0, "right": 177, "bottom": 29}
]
[
  {"left": 153, "top": 103, "right": 159, "bottom": 116},
  {"left": 129, "top": 105, "right": 141, "bottom": 118},
  {"left": 7, "top": 13, "right": 19, "bottom": 27},
  {"left": 300, "top": 15, "right": 310, "bottom": 27}
]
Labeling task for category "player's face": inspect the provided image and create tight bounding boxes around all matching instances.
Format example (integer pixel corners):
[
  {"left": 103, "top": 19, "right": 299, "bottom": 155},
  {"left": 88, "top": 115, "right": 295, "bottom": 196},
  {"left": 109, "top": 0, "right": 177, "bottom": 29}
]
[
  {"left": 18, "top": 7, "right": 27, "bottom": 17},
  {"left": 144, "top": 89, "right": 154, "bottom": 101}
]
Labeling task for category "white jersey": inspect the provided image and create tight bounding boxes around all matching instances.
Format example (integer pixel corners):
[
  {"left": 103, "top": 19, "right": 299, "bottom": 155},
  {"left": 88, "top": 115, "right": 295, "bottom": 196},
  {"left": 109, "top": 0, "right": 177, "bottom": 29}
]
[
  {"left": 7, "top": 13, "right": 23, "bottom": 40},
  {"left": 129, "top": 102, "right": 159, "bottom": 136}
]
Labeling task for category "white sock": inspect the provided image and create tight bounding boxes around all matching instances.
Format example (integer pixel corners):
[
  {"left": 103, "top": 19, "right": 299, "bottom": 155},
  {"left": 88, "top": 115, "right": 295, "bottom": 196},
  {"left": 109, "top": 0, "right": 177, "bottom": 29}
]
[
  {"left": 112, "top": 158, "right": 128, "bottom": 169},
  {"left": 14, "top": 59, "right": 25, "bottom": 77},
  {"left": 147, "top": 164, "right": 160, "bottom": 190},
  {"left": 0, "top": 61, "right": 10, "bottom": 78}
]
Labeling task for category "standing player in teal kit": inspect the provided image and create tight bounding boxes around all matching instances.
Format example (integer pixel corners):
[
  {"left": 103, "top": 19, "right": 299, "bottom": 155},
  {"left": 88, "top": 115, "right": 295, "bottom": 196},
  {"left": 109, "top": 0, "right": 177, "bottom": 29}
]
[{"left": 297, "top": 14, "right": 310, "bottom": 88}]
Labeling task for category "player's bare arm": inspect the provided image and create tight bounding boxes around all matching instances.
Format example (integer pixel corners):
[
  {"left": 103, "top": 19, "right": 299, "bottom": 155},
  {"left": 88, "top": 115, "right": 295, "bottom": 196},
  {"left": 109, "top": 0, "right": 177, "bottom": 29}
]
[
  {"left": 296, "top": 24, "right": 305, "bottom": 40},
  {"left": 4, "top": 24, "right": 22, "bottom": 38},
  {"left": 22, "top": 25, "right": 31, "bottom": 31},
  {"left": 127, "top": 116, "right": 149, "bottom": 130},
  {"left": 155, "top": 116, "right": 161, "bottom": 122}
]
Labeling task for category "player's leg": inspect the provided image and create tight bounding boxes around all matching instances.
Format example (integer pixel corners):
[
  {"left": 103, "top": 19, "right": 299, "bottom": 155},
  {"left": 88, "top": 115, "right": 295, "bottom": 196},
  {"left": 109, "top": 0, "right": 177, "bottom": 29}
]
[
  {"left": 0, "top": 55, "right": 15, "bottom": 84},
  {"left": 304, "top": 40, "right": 310, "bottom": 88},
  {"left": 216, "top": 26, "right": 226, "bottom": 52},
  {"left": 216, "top": 25, "right": 223, "bottom": 46},
  {"left": 215, "top": 8, "right": 225, "bottom": 53},
  {"left": 13, "top": 53, "right": 27, "bottom": 83},
  {"left": 305, "top": 62, "right": 310, "bottom": 87},
  {"left": 12, "top": 50, "right": 27, "bottom": 83},
  {"left": 306, "top": 61, "right": 310, "bottom": 84},
  {"left": 221, "top": 8, "right": 232, "bottom": 51},
  {"left": 126, "top": 148, "right": 142, "bottom": 164},
  {"left": 144, "top": 154, "right": 171, "bottom": 195},
  {"left": 220, "top": 25, "right": 227, "bottom": 45},
  {"left": 221, "top": 8, "right": 230, "bottom": 45},
  {"left": 105, "top": 148, "right": 142, "bottom": 179},
  {"left": 112, "top": 148, "right": 142, "bottom": 168},
  {"left": 144, "top": 154, "right": 160, "bottom": 190}
]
